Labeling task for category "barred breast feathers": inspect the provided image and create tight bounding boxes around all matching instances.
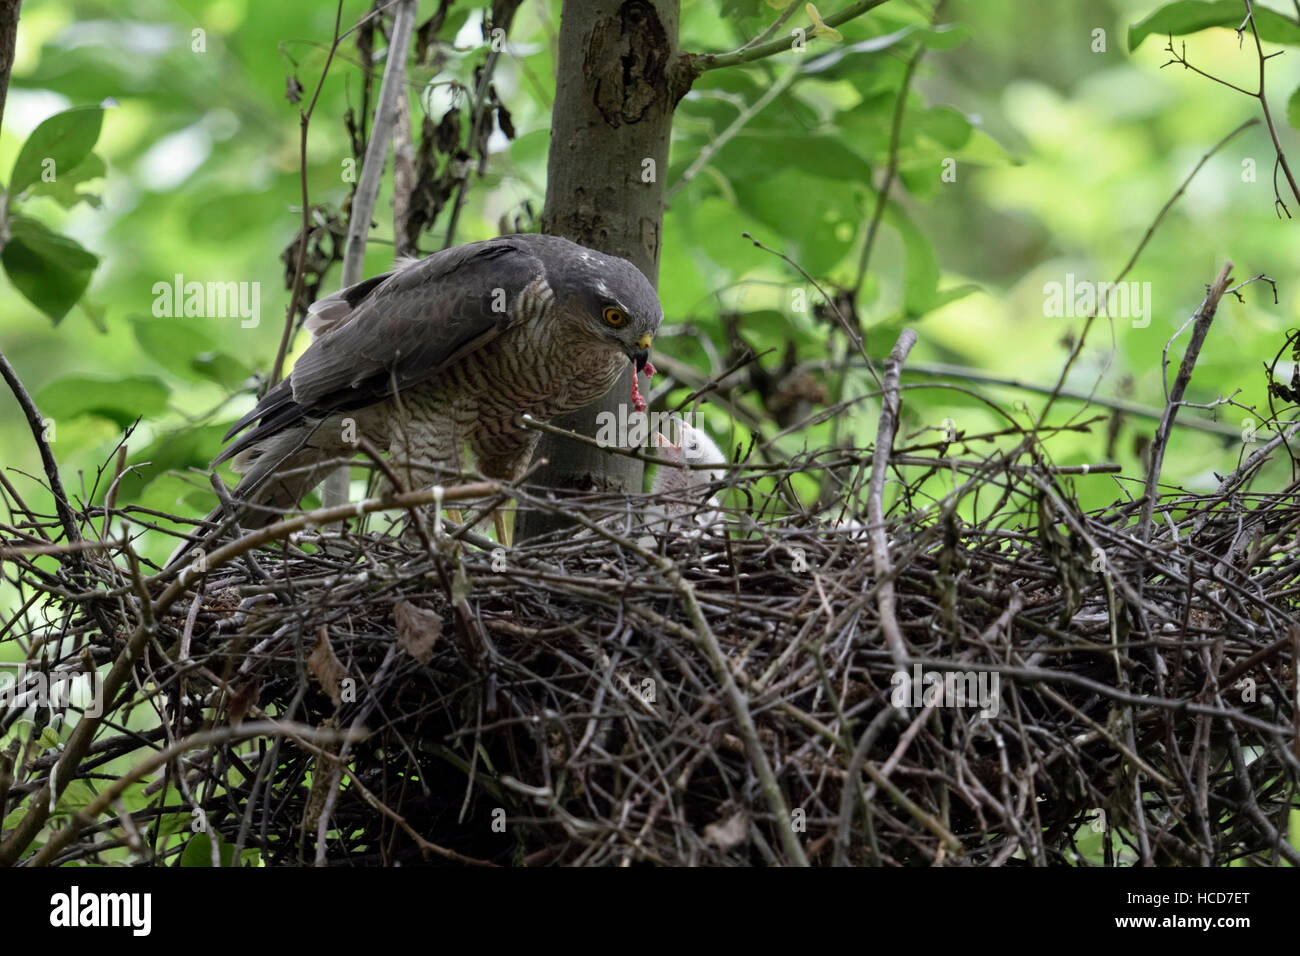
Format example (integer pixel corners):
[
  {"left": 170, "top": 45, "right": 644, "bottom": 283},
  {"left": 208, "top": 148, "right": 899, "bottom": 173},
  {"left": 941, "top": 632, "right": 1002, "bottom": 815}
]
[{"left": 513, "top": 275, "right": 555, "bottom": 327}]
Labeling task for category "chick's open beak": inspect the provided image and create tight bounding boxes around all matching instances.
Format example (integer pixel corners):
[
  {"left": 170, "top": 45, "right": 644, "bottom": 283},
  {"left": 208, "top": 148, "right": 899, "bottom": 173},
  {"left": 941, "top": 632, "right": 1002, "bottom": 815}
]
[{"left": 631, "top": 332, "right": 653, "bottom": 372}]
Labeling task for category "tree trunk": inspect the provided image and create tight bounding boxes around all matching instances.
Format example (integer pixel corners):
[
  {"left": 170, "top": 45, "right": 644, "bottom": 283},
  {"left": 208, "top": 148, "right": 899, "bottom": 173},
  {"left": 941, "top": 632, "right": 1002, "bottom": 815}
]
[
  {"left": 0, "top": 0, "right": 22, "bottom": 137},
  {"left": 517, "top": 0, "right": 688, "bottom": 540}
]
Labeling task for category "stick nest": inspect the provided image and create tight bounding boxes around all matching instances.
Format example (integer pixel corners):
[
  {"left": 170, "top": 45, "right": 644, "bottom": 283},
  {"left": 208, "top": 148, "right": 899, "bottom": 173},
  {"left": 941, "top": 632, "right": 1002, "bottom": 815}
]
[{"left": 4, "top": 438, "right": 1299, "bottom": 867}]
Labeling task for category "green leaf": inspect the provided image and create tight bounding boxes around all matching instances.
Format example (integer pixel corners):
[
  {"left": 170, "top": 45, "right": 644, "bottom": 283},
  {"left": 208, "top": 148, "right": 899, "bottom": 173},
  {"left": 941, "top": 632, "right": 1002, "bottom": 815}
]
[
  {"left": 723, "top": 132, "right": 873, "bottom": 182},
  {"left": 1, "top": 215, "right": 99, "bottom": 323},
  {"left": 54, "top": 779, "right": 96, "bottom": 815},
  {"left": 955, "top": 128, "right": 1017, "bottom": 167},
  {"left": 1289, "top": 85, "right": 1300, "bottom": 130},
  {"left": 803, "top": 25, "right": 917, "bottom": 73},
  {"left": 929, "top": 282, "right": 982, "bottom": 312},
  {"left": 742, "top": 309, "right": 819, "bottom": 347},
  {"left": 26, "top": 152, "right": 106, "bottom": 209},
  {"left": 835, "top": 93, "right": 902, "bottom": 162},
  {"left": 190, "top": 352, "right": 253, "bottom": 388},
  {"left": 179, "top": 831, "right": 237, "bottom": 867},
  {"left": 133, "top": 316, "right": 206, "bottom": 374},
  {"left": 182, "top": 489, "right": 217, "bottom": 513},
  {"left": 914, "top": 22, "right": 974, "bottom": 50},
  {"left": 884, "top": 201, "right": 940, "bottom": 316},
  {"left": 34, "top": 374, "right": 170, "bottom": 429},
  {"left": 8, "top": 105, "right": 104, "bottom": 197},
  {"left": 80, "top": 299, "right": 108, "bottom": 334},
  {"left": 1128, "top": 0, "right": 1300, "bottom": 52},
  {"left": 732, "top": 167, "right": 862, "bottom": 275},
  {"left": 133, "top": 316, "right": 254, "bottom": 387},
  {"left": 682, "top": 69, "right": 820, "bottom": 132},
  {"left": 153, "top": 806, "right": 193, "bottom": 838},
  {"left": 109, "top": 422, "right": 230, "bottom": 502},
  {"left": 2, "top": 807, "right": 27, "bottom": 831},
  {"left": 905, "top": 105, "right": 973, "bottom": 151},
  {"left": 719, "top": 0, "right": 767, "bottom": 26},
  {"left": 117, "top": 783, "right": 151, "bottom": 813},
  {"left": 803, "top": 23, "right": 972, "bottom": 75}
]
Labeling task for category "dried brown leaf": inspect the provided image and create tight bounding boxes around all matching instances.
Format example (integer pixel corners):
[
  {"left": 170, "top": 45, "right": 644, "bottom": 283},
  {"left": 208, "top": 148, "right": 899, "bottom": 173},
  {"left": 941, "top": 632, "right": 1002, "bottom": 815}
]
[
  {"left": 308, "top": 626, "right": 346, "bottom": 706},
  {"left": 395, "top": 599, "right": 442, "bottom": 664},
  {"left": 227, "top": 676, "right": 260, "bottom": 726}
]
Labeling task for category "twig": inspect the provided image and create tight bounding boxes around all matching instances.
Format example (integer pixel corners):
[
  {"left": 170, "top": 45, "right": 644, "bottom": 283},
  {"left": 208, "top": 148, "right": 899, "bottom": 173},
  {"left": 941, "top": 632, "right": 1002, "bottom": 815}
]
[
  {"left": 881, "top": 359, "right": 1244, "bottom": 438},
  {"left": 27, "top": 721, "right": 364, "bottom": 867},
  {"left": 544, "top": 497, "right": 809, "bottom": 865},
  {"left": 321, "top": 0, "right": 418, "bottom": 514},
  {"left": 340, "top": 0, "right": 417, "bottom": 285},
  {"left": 1042, "top": 119, "right": 1256, "bottom": 424},
  {"left": 667, "top": 69, "right": 799, "bottom": 202},
  {"left": 686, "top": 0, "right": 890, "bottom": 73},
  {"left": 867, "top": 329, "right": 917, "bottom": 670},
  {"left": 1241, "top": 1, "right": 1300, "bottom": 213},
  {"left": 743, "top": 232, "right": 882, "bottom": 391},
  {"left": 1139, "top": 262, "right": 1233, "bottom": 542},
  {"left": 271, "top": 0, "right": 400, "bottom": 389},
  {"left": 443, "top": 0, "right": 522, "bottom": 250},
  {"left": 854, "top": 44, "right": 922, "bottom": 294},
  {"left": 0, "top": 480, "right": 497, "bottom": 866},
  {"left": 0, "top": 347, "right": 81, "bottom": 547}
]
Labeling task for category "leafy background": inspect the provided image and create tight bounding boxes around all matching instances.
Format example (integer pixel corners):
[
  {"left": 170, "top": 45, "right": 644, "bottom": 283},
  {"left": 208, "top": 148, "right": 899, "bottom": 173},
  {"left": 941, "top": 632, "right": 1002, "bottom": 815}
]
[
  {"left": 3, "top": 0, "right": 1300, "bottom": 861},
  {"left": 5, "top": 0, "right": 1300, "bottom": 574}
]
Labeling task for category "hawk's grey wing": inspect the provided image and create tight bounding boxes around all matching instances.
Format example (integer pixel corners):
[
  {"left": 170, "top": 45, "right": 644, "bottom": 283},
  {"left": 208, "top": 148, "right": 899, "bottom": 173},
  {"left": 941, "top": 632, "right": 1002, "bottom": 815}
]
[{"left": 217, "top": 237, "right": 551, "bottom": 465}]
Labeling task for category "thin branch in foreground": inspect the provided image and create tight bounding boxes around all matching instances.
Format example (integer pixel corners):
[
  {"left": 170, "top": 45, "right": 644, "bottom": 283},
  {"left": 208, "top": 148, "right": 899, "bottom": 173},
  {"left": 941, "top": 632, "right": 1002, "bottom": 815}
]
[
  {"left": 867, "top": 328, "right": 917, "bottom": 672},
  {"left": 1042, "top": 118, "right": 1256, "bottom": 427},
  {"left": 1138, "top": 262, "right": 1233, "bottom": 543},
  {"left": 0, "top": 347, "right": 81, "bottom": 548},
  {"left": 685, "top": 0, "right": 890, "bottom": 73}
]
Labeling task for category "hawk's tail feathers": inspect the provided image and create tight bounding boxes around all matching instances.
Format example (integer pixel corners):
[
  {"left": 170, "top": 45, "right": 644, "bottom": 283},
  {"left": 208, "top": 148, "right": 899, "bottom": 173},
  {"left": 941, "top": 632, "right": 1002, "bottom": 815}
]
[{"left": 162, "top": 422, "right": 344, "bottom": 575}]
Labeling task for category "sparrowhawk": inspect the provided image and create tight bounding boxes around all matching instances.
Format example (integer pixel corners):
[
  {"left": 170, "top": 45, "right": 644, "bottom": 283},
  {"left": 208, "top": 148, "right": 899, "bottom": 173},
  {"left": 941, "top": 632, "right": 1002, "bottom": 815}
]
[{"left": 181, "top": 234, "right": 663, "bottom": 553}]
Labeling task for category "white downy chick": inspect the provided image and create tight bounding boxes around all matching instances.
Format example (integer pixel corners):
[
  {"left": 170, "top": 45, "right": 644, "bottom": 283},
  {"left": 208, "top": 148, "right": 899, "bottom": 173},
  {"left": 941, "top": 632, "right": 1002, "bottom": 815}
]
[{"left": 649, "top": 419, "right": 727, "bottom": 533}]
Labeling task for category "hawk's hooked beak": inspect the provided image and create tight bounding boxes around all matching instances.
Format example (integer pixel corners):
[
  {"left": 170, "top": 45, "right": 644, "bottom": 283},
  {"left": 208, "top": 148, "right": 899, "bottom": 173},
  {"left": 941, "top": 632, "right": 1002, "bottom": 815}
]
[{"left": 630, "top": 333, "right": 653, "bottom": 373}]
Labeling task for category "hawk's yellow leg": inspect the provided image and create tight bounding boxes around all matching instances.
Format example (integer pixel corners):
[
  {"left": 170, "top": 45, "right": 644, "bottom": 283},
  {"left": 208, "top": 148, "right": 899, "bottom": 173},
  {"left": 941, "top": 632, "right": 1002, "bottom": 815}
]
[{"left": 493, "top": 505, "right": 513, "bottom": 548}]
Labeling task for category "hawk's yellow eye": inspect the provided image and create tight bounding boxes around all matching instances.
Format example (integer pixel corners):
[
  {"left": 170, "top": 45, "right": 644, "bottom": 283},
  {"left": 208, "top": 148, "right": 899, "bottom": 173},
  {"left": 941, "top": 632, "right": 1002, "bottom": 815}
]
[{"left": 602, "top": 305, "right": 628, "bottom": 327}]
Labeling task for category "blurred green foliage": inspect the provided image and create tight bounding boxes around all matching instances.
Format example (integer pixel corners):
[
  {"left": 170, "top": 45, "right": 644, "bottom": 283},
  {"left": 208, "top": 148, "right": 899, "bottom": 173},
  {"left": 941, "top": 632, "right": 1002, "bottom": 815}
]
[
  {"left": 3, "top": 0, "right": 1300, "bottom": 870},
  {"left": 1, "top": 0, "right": 1298, "bottom": 576}
]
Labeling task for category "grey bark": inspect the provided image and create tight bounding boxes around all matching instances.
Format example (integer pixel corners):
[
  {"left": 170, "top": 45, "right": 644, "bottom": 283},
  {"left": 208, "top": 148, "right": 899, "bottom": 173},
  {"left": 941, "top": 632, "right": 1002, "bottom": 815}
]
[
  {"left": 518, "top": 0, "right": 689, "bottom": 540},
  {"left": 0, "top": 0, "right": 22, "bottom": 139}
]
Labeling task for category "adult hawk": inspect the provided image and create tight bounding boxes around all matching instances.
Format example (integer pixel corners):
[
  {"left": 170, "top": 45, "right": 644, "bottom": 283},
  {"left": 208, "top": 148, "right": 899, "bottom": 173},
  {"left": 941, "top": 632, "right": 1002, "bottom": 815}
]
[{"left": 180, "top": 234, "right": 663, "bottom": 557}]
